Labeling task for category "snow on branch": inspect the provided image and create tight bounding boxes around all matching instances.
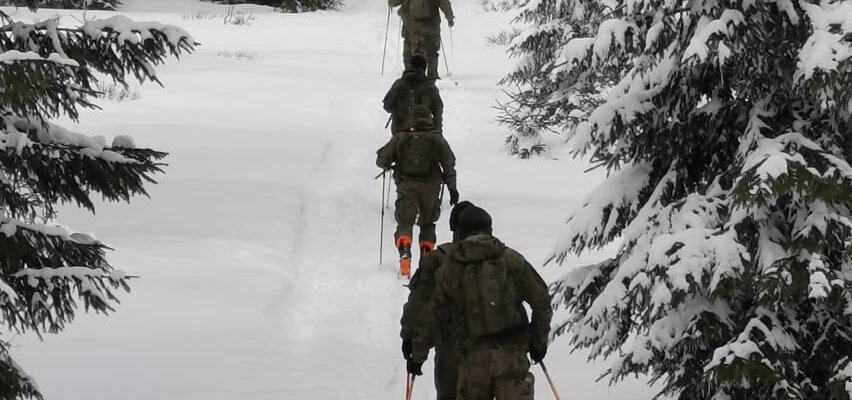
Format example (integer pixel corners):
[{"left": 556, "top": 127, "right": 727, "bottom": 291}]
[
  {"left": 0, "top": 215, "right": 129, "bottom": 335},
  {"left": 796, "top": 1, "right": 852, "bottom": 81},
  {"left": 3, "top": 116, "right": 140, "bottom": 164},
  {"left": 82, "top": 15, "right": 195, "bottom": 52},
  {"left": 551, "top": 162, "right": 652, "bottom": 258},
  {"left": 681, "top": 10, "right": 745, "bottom": 63},
  {"left": 0, "top": 50, "right": 78, "bottom": 66}
]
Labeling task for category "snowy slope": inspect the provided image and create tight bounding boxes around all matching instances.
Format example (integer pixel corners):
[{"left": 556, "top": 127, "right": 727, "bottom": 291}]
[{"left": 6, "top": 1, "right": 655, "bottom": 399}]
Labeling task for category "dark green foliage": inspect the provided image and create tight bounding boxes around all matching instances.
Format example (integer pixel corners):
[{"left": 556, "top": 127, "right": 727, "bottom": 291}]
[
  {"left": 203, "top": 0, "right": 342, "bottom": 12},
  {"left": 516, "top": 0, "right": 852, "bottom": 398},
  {"left": 0, "top": 3, "right": 194, "bottom": 399},
  {"left": 0, "top": 0, "right": 121, "bottom": 9}
]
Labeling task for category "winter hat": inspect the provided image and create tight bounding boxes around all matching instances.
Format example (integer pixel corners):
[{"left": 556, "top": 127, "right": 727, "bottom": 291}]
[
  {"left": 456, "top": 206, "right": 493, "bottom": 240},
  {"left": 411, "top": 105, "right": 434, "bottom": 129},
  {"left": 449, "top": 201, "right": 475, "bottom": 232},
  {"left": 408, "top": 55, "right": 427, "bottom": 72}
]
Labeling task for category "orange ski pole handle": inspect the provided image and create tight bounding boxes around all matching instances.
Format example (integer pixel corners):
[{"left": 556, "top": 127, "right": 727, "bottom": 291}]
[{"left": 540, "top": 362, "right": 561, "bottom": 400}]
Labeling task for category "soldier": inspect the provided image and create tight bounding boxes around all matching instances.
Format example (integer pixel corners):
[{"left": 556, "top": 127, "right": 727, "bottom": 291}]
[
  {"left": 400, "top": 201, "right": 475, "bottom": 400},
  {"left": 407, "top": 206, "right": 553, "bottom": 400},
  {"left": 388, "top": 0, "right": 454, "bottom": 79},
  {"left": 376, "top": 104, "right": 459, "bottom": 278},
  {"left": 383, "top": 54, "right": 444, "bottom": 135}
]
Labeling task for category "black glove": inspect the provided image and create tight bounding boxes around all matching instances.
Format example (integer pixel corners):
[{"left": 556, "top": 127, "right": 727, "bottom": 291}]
[
  {"left": 402, "top": 339, "right": 413, "bottom": 360},
  {"left": 449, "top": 189, "right": 459, "bottom": 206},
  {"left": 529, "top": 343, "right": 547, "bottom": 364},
  {"left": 407, "top": 359, "right": 423, "bottom": 376},
  {"left": 448, "top": 17, "right": 455, "bottom": 27}
]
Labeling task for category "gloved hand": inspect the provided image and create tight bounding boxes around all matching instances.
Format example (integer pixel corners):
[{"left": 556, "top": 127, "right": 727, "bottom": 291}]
[
  {"left": 449, "top": 189, "right": 459, "bottom": 206},
  {"left": 529, "top": 342, "right": 547, "bottom": 364},
  {"left": 402, "top": 339, "right": 413, "bottom": 360},
  {"left": 448, "top": 17, "right": 455, "bottom": 27},
  {"left": 407, "top": 359, "right": 423, "bottom": 376}
]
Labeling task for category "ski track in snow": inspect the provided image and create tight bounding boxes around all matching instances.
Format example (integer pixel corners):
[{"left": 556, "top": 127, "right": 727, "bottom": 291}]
[{"left": 5, "top": 0, "right": 658, "bottom": 398}]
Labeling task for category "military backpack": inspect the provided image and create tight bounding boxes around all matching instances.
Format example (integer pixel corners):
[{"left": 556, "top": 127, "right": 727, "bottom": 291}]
[
  {"left": 398, "top": 130, "right": 438, "bottom": 177},
  {"left": 405, "top": 0, "right": 436, "bottom": 20},
  {"left": 452, "top": 251, "right": 528, "bottom": 337}
]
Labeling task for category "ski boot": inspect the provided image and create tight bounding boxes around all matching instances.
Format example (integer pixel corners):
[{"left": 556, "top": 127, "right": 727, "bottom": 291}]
[
  {"left": 396, "top": 236, "right": 412, "bottom": 278},
  {"left": 419, "top": 241, "right": 435, "bottom": 258}
]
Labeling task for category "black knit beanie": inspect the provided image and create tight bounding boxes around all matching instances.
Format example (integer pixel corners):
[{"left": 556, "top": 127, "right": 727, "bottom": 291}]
[
  {"left": 456, "top": 206, "right": 493, "bottom": 240},
  {"left": 449, "top": 201, "right": 475, "bottom": 232}
]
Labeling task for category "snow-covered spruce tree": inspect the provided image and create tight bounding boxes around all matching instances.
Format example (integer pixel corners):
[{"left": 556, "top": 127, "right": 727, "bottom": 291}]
[
  {"left": 0, "top": 0, "right": 121, "bottom": 10},
  {"left": 498, "top": 0, "right": 617, "bottom": 157},
  {"left": 0, "top": 2, "right": 194, "bottom": 399},
  {"left": 203, "top": 0, "right": 341, "bottom": 12},
  {"left": 520, "top": 0, "right": 852, "bottom": 399}
]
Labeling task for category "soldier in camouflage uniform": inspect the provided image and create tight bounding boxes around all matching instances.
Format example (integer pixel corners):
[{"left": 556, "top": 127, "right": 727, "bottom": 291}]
[
  {"left": 407, "top": 206, "right": 552, "bottom": 400},
  {"left": 383, "top": 55, "right": 444, "bottom": 135},
  {"left": 389, "top": 0, "right": 454, "bottom": 79},
  {"left": 401, "top": 201, "right": 475, "bottom": 400},
  {"left": 376, "top": 105, "right": 459, "bottom": 278}
]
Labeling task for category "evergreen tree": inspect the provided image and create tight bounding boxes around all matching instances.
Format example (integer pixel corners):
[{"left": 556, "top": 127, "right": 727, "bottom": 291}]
[
  {"left": 0, "top": 0, "right": 121, "bottom": 10},
  {"left": 506, "top": 0, "right": 852, "bottom": 398},
  {"left": 0, "top": 1, "right": 194, "bottom": 398},
  {"left": 203, "top": 0, "right": 342, "bottom": 12}
]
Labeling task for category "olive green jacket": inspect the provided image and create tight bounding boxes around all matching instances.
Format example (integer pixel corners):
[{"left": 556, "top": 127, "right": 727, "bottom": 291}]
[
  {"left": 382, "top": 70, "right": 443, "bottom": 134},
  {"left": 375, "top": 129, "right": 457, "bottom": 191},
  {"left": 389, "top": 0, "right": 454, "bottom": 25},
  {"left": 400, "top": 244, "right": 461, "bottom": 351},
  {"left": 411, "top": 235, "right": 552, "bottom": 362}
]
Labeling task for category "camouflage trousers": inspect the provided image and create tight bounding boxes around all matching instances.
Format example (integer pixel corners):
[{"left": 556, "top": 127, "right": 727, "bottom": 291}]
[
  {"left": 402, "top": 21, "right": 441, "bottom": 79},
  {"left": 394, "top": 179, "right": 442, "bottom": 245},
  {"left": 456, "top": 348, "right": 534, "bottom": 400},
  {"left": 435, "top": 348, "right": 460, "bottom": 400}
]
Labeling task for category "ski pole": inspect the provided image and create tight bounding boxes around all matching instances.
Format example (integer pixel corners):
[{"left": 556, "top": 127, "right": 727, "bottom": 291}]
[
  {"left": 539, "top": 362, "right": 562, "bottom": 400},
  {"left": 405, "top": 374, "right": 416, "bottom": 400},
  {"left": 379, "top": 170, "right": 388, "bottom": 266},
  {"left": 440, "top": 37, "right": 451, "bottom": 77},
  {"left": 385, "top": 114, "right": 393, "bottom": 130},
  {"left": 448, "top": 25, "right": 455, "bottom": 72},
  {"left": 396, "top": 18, "right": 403, "bottom": 69},
  {"left": 386, "top": 169, "right": 393, "bottom": 210},
  {"left": 381, "top": 5, "right": 391, "bottom": 75}
]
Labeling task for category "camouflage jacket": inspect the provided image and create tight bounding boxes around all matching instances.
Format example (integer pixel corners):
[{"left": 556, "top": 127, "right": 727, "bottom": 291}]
[
  {"left": 400, "top": 244, "right": 462, "bottom": 351},
  {"left": 375, "top": 128, "right": 457, "bottom": 190},
  {"left": 411, "top": 235, "right": 552, "bottom": 362},
  {"left": 382, "top": 70, "right": 443, "bottom": 133},
  {"left": 389, "top": 0, "right": 454, "bottom": 25}
]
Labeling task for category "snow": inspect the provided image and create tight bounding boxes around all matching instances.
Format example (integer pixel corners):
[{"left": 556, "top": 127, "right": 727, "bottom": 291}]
[
  {"left": 112, "top": 134, "right": 136, "bottom": 148},
  {"left": 592, "top": 19, "right": 636, "bottom": 61},
  {"left": 2, "top": 117, "right": 142, "bottom": 163},
  {"left": 555, "top": 37, "right": 593, "bottom": 74},
  {"left": 0, "top": 50, "right": 79, "bottom": 66},
  {"left": 82, "top": 15, "right": 195, "bottom": 48},
  {"left": 4, "top": 1, "right": 658, "bottom": 399},
  {"left": 554, "top": 161, "right": 651, "bottom": 254},
  {"left": 681, "top": 10, "right": 745, "bottom": 63},
  {"left": 796, "top": 1, "right": 852, "bottom": 81}
]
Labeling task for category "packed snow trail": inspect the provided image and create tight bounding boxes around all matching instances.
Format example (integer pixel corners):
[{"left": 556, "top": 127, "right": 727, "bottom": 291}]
[{"left": 7, "top": 1, "right": 656, "bottom": 399}]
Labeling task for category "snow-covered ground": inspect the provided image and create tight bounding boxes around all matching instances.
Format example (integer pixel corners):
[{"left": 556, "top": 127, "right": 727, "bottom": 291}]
[{"left": 7, "top": 0, "right": 655, "bottom": 398}]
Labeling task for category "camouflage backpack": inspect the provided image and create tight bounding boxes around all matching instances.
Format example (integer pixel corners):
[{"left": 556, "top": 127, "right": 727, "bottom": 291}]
[
  {"left": 453, "top": 251, "right": 527, "bottom": 337},
  {"left": 405, "top": 0, "right": 435, "bottom": 20},
  {"left": 398, "top": 130, "right": 437, "bottom": 177}
]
